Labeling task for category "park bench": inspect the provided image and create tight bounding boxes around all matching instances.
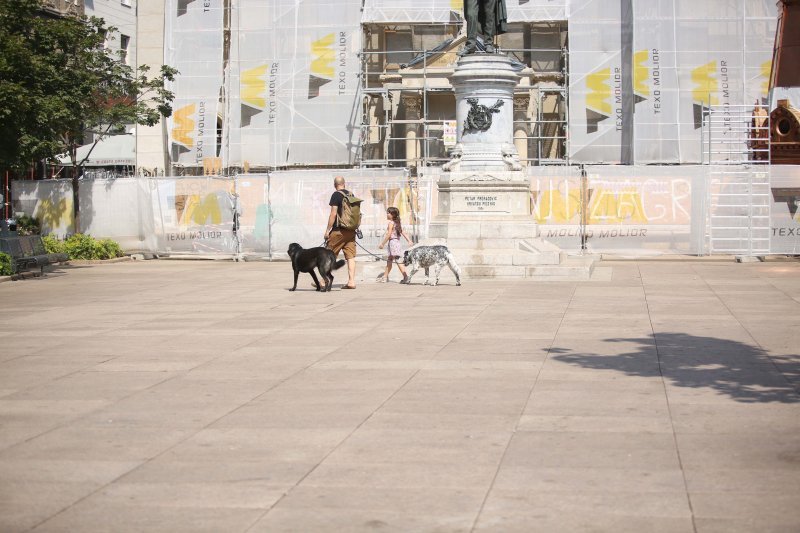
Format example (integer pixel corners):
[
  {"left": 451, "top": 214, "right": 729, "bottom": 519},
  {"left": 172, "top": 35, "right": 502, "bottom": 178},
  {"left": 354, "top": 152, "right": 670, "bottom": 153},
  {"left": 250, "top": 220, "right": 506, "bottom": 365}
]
[{"left": 0, "top": 234, "right": 69, "bottom": 276}]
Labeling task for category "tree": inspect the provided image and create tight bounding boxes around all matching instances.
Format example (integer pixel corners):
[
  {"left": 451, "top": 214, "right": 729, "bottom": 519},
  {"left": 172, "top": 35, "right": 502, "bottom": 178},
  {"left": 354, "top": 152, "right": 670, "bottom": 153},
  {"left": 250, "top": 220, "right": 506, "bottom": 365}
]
[{"left": 0, "top": 0, "right": 176, "bottom": 229}]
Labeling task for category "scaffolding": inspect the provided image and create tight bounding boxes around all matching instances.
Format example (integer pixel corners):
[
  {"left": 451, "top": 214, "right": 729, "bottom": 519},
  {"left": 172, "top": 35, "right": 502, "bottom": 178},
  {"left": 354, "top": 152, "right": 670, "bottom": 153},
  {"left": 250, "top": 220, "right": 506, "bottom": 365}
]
[
  {"left": 702, "top": 104, "right": 771, "bottom": 256},
  {"left": 357, "top": 22, "right": 570, "bottom": 170}
]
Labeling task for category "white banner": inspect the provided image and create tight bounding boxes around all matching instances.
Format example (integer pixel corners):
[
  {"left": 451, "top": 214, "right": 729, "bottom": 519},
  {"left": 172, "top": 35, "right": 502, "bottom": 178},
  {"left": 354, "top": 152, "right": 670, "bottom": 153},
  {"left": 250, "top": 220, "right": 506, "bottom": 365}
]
[
  {"left": 10, "top": 180, "right": 74, "bottom": 238},
  {"left": 568, "top": 0, "right": 623, "bottom": 163},
  {"left": 151, "top": 177, "right": 237, "bottom": 255},
  {"left": 769, "top": 166, "right": 800, "bottom": 255},
  {"left": 530, "top": 165, "right": 710, "bottom": 254},
  {"left": 262, "top": 169, "right": 415, "bottom": 257},
  {"left": 225, "top": 0, "right": 362, "bottom": 168},
  {"left": 632, "top": 1, "right": 681, "bottom": 163},
  {"left": 165, "top": 0, "right": 225, "bottom": 168},
  {"left": 569, "top": 0, "right": 777, "bottom": 164},
  {"left": 675, "top": 1, "right": 745, "bottom": 163}
]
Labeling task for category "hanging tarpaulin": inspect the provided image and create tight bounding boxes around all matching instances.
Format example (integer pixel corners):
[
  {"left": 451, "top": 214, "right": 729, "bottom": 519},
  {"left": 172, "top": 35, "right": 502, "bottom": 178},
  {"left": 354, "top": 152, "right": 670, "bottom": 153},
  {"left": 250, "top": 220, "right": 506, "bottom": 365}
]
[
  {"left": 569, "top": 0, "right": 777, "bottom": 164},
  {"left": 568, "top": 0, "right": 623, "bottom": 163},
  {"left": 507, "top": 0, "right": 568, "bottom": 22},
  {"left": 285, "top": 0, "right": 362, "bottom": 165},
  {"left": 225, "top": 0, "right": 283, "bottom": 168},
  {"left": 677, "top": 1, "right": 776, "bottom": 163},
  {"left": 361, "top": 0, "right": 570, "bottom": 24},
  {"left": 361, "top": 0, "right": 462, "bottom": 24},
  {"left": 165, "top": 0, "right": 224, "bottom": 168},
  {"left": 151, "top": 176, "right": 237, "bottom": 255},
  {"left": 632, "top": 0, "right": 681, "bottom": 163},
  {"left": 226, "top": 0, "right": 362, "bottom": 168},
  {"left": 743, "top": 2, "right": 777, "bottom": 108},
  {"left": 674, "top": 1, "right": 746, "bottom": 163},
  {"left": 265, "top": 169, "right": 414, "bottom": 257}
]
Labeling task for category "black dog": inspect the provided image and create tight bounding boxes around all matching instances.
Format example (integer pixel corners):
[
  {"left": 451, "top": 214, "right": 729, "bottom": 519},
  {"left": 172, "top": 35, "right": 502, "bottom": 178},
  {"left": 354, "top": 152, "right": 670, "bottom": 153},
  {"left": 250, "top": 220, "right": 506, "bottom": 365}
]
[{"left": 287, "top": 243, "right": 345, "bottom": 292}]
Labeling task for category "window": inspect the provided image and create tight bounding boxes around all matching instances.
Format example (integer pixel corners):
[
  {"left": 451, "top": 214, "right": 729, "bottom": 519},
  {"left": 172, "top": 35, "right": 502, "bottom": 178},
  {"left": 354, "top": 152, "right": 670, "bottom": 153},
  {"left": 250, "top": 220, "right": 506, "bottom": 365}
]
[{"left": 120, "top": 34, "right": 130, "bottom": 65}]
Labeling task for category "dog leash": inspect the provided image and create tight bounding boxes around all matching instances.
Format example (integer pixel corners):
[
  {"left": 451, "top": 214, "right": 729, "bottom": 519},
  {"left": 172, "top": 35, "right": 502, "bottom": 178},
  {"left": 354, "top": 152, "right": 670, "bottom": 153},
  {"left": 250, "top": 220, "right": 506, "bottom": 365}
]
[
  {"left": 321, "top": 238, "right": 404, "bottom": 265},
  {"left": 355, "top": 240, "right": 405, "bottom": 265}
]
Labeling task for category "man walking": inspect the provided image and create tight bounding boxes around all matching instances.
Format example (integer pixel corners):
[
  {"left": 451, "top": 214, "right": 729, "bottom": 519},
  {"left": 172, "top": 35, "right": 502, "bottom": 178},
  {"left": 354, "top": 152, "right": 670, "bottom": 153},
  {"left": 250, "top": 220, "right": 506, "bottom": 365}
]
[{"left": 324, "top": 176, "right": 357, "bottom": 289}]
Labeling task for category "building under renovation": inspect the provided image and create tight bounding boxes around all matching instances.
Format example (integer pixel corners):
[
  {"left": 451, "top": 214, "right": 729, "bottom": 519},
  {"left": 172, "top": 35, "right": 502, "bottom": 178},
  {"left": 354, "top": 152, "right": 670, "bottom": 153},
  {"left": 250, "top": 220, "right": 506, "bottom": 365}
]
[
  {"left": 134, "top": 0, "right": 781, "bottom": 175},
  {"left": 12, "top": 0, "right": 800, "bottom": 262}
]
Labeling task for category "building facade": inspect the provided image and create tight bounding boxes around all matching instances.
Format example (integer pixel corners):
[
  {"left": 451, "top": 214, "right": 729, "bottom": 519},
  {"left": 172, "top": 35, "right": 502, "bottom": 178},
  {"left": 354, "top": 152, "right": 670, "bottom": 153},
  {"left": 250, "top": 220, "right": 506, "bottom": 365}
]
[{"left": 135, "top": 0, "right": 779, "bottom": 177}]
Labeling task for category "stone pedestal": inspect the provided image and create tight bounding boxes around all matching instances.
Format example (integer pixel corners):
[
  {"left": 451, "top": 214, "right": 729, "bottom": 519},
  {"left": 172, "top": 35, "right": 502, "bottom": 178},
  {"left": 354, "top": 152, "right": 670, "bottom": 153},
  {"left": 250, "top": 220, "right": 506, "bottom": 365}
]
[{"left": 443, "top": 54, "right": 523, "bottom": 173}]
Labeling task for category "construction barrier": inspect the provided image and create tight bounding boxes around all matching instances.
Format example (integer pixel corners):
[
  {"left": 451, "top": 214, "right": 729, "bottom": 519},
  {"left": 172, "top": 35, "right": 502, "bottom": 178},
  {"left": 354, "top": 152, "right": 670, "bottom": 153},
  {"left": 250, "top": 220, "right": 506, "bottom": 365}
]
[{"left": 11, "top": 165, "right": 800, "bottom": 257}]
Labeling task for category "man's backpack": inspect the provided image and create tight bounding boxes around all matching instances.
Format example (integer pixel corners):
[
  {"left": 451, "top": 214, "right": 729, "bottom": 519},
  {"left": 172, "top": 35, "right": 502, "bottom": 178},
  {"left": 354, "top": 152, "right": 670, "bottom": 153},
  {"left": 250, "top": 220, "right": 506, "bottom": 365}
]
[{"left": 336, "top": 190, "right": 363, "bottom": 230}]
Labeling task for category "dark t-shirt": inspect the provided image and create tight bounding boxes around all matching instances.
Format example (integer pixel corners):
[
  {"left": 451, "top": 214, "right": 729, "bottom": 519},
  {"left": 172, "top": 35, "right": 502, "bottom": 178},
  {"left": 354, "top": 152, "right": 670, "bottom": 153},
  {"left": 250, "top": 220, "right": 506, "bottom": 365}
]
[{"left": 329, "top": 189, "right": 349, "bottom": 229}]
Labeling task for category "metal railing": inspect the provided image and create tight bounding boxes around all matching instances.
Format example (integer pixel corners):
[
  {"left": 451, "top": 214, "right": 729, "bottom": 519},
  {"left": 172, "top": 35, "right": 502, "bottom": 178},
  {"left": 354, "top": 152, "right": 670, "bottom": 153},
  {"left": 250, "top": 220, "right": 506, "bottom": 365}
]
[
  {"left": 701, "top": 103, "right": 771, "bottom": 165},
  {"left": 701, "top": 103, "right": 772, "bottom": 256}
]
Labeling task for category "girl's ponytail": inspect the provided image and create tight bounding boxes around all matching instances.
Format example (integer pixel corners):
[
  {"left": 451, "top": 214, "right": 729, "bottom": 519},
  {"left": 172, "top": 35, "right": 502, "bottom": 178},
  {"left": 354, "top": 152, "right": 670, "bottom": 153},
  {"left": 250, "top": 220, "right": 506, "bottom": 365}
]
[{"left": 387, "top": 207, "right": 402, "bottom": 237}]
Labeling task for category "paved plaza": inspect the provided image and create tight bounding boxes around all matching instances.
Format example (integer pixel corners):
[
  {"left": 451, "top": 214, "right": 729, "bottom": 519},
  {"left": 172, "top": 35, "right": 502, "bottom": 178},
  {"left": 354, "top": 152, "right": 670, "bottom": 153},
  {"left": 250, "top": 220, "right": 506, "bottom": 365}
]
[{"left": 0, "top": 258, "right": 799, "bottom": 532}]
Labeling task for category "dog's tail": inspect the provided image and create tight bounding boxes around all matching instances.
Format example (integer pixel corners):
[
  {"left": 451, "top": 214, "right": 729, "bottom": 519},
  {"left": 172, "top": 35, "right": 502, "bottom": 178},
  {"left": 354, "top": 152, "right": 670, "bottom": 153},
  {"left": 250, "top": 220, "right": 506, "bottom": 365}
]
[
  {"left": 333, "top": 259, "right": 346, "bottom": 270},
  {"left": 446, "top": 251, "right": 462, "bottom": 286}
]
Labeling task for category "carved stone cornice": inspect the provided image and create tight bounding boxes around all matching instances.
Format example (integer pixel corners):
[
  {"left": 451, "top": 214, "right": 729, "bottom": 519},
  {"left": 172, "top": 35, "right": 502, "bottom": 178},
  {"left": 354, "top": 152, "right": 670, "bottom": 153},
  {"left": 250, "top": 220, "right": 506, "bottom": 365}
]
[
  {"left": 402, "top": 94, "right": 423, "bottom": 118},
  {"left": 513, "top": 95, "right": 530, "bottom": 113},
  {"left": 42, "top": 0, "right": 84, "bottom": 17}
]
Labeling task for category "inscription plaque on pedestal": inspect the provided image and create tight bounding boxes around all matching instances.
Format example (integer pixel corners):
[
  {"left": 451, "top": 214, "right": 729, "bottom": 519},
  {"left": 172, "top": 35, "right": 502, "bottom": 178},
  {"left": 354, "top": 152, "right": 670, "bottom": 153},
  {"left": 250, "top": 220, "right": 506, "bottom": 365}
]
[{"left": 451, "top": 193, "right": 510, "bottom": 214}]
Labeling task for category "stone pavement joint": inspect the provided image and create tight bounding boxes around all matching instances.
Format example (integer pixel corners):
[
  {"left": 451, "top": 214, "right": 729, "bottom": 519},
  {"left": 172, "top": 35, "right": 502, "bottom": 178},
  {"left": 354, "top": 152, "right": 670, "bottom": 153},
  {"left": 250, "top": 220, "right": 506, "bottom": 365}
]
[{"left": 0, "top": 259, "right": 799, "bottom": 532}]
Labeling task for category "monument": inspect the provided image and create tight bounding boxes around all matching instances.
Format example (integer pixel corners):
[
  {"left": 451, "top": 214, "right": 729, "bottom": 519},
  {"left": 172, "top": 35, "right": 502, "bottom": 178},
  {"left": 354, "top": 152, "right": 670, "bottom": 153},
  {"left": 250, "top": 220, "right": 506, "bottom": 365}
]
[{"left": 425, "top": 12, "right": 592, "bottom": 279}]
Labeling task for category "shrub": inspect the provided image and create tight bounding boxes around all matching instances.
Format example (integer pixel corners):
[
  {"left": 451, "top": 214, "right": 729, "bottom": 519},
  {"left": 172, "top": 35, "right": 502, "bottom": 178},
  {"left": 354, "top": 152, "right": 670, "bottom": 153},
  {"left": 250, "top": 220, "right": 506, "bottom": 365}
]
[
  {"left": 42, "top": 234, "right": 66, "bottom": 255},
  {"left": 99, "top": 238, "right": 123, "bottom": 259},
  {"left": 15, "top": 214, "right": 40, "bottom": 236},
  {"left": 47, "top": 234, "right": 125, "bottom": 260},
  {"left": 64, "top": 233, "right": 104, "bottom": 259},
  {"left": 0, "top": 252, "right": 12, "bottom": 276}
]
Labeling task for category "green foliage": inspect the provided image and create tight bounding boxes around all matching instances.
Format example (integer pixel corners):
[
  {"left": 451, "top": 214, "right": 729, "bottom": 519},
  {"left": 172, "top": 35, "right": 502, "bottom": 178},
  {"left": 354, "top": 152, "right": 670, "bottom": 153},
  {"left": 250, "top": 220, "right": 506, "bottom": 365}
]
[
  {"left": 98, "top": 238, "right": 123, "bottom": 259},
  {"left": 42, "top": 233, "right": 122, "bottom": 260},
  {"left": 0, "top": 0, "right": 177, "bottom": 171},
  {"left": 64, "top": 234, "right": 100, "bottom": 259},
  {"left": 0, "top": 252, "right": 12, "bottom": 276},
  {"left": 15, "top": 214, "right": 40, "bottom": 236},
  {"left": 42, "top": 234, "right": 65, "bottom": 254}
]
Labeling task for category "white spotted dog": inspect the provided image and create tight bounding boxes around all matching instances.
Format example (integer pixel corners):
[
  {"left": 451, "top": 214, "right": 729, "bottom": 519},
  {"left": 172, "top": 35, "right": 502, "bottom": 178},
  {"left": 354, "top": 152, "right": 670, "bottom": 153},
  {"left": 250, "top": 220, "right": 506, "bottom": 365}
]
[{"left": 402, "top": 245, "right": 462, "bottom": 286}]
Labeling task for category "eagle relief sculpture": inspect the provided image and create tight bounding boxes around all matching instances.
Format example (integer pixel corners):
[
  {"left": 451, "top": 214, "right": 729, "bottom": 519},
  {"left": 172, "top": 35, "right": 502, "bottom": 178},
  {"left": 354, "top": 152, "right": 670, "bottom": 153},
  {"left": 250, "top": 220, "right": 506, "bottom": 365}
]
[{"left": 463, "top": 98, "right": 504, "bottom": 134}]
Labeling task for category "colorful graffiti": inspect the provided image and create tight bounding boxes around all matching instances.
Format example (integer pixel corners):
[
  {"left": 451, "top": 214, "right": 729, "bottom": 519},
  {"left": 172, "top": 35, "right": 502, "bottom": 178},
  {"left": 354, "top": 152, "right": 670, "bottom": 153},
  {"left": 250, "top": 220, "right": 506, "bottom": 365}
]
[{"left": 532, "top": 177, "right": 692, "bottom": 225}]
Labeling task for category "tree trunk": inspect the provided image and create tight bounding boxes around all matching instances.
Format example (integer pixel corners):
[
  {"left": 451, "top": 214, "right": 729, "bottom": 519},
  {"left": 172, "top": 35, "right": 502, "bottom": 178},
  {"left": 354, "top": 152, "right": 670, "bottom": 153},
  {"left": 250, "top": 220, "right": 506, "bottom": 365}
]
[
  {"left": 69, "top": 143, "right": 80, "bottom": 234},
  {"left": 72, "top": 172, "right": 80, "bottom": 234}
]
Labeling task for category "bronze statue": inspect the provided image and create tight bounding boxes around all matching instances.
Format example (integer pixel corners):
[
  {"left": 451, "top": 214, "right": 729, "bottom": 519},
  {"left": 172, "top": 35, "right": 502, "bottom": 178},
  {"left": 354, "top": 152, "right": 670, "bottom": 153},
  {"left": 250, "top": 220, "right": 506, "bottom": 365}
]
[{"left": 459, "top": 0, "right": 509, "bottom": 56}]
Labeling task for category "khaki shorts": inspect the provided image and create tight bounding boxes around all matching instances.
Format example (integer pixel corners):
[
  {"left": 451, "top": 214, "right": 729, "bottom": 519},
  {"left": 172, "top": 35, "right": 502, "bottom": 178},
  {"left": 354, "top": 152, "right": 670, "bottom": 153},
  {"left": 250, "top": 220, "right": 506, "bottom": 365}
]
[{"left": 327, "top": 229, "right": 356, "bottom": 260}]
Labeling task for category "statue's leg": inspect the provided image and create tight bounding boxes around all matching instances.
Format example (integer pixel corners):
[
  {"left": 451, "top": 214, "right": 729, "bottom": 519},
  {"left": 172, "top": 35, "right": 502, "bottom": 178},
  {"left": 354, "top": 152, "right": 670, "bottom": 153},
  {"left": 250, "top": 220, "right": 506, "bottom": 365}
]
[
  {"left": 483, "top": 0, "right": 498, "bottom": 52},
  {"left": 463, "top": 0, "right": 479, "bottom": 53}
]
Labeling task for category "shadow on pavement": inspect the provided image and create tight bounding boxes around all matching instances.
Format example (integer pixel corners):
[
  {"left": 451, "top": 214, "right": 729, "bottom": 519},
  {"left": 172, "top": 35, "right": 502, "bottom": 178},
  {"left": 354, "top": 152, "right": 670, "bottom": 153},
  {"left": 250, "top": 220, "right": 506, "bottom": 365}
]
[{"left": 550, "top": 332, "right": 800, "bottom": 404}]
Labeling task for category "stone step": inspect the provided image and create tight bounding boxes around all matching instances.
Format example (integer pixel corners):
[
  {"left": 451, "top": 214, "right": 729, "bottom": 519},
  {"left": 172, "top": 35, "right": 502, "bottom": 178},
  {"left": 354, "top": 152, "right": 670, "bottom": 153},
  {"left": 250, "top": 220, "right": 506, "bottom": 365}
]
[
  {"left": 512, "top": 250, "right": 562, "bottom": 266},
  {"left": 526, "top": 256, "right": 596, "bottom": 280},
  {"left": 425, "top": 237, "right": 563, "bottom": 267},
  {"left": 463, "top": 256, "right": 596, "bottom": 280},
  {"left": 447, "top": 250, "right": 562, "bottom": 266},
  {"left": 429, "top": 221, "right": 539, "bottom": 240},
  {"left": 451, "top": 250, "right": 514, "bottom": 266},
  {"left": 463, "top": 265, "right": 529, "bottom": 278},
  {"left": 420, "top": 237, "right": 519, "bottom": 249}
]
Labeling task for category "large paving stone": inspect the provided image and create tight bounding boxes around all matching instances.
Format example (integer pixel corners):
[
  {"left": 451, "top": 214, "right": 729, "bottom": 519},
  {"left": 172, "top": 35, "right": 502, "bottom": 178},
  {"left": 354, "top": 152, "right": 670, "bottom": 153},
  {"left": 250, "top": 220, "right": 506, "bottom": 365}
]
[{"left": 0, "top": 259, "right": 798, "bottom": 531}]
